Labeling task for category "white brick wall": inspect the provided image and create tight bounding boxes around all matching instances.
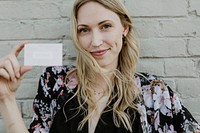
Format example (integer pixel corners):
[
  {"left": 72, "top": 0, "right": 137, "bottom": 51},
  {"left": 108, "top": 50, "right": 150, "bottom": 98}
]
[
  {"left": 0, "top": 0, "right": 199, "bottom": 132},
  {"left": 126, "top": 0, "right": 187, "bottom": 17}
]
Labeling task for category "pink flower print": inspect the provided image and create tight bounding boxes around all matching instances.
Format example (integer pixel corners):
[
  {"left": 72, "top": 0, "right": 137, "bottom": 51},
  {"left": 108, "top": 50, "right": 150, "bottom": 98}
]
[
  {"left": 57, "top": 75, "right": 65, "bottom": 87},
  {"left": 135, "top": 76, "right": 142, "bottom": 93},
  {"left": 143, "top": 88, "right": 153, "bottom": 108},
  {"left": 32, "top": 123, "right": 41, "bottom": 130},
  {"left": 32, "top": 123, "right": 48, "bottom": 133},
  {"left": 65, "top": 72, "right": 78, "bottom": 92},
  {"left": 59, "top": 90, "right": 64, "bottom": 96},
  {"left": 153, "top": 86, "right": 162, "bottom": 110},
  {"left": 45, "top": 72, "right": 51, "bottom": 84},
  {"left": 168, "top": 125, "right": 175, "bottom": 133},
  {"left": 171, "top": 93, "right": 182, "bottom": 113},
  {"left": 52, "top": 66, "right": 63, "bottom": 74},
  {"left": 154, "top": 111, "right": 160, "bottom": 130}
]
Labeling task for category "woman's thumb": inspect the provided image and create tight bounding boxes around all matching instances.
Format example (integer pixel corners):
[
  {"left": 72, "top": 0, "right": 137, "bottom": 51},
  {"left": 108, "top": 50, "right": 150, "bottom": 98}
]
[{"left": 20, "top": 66, "right": 32, "bottom": 77}]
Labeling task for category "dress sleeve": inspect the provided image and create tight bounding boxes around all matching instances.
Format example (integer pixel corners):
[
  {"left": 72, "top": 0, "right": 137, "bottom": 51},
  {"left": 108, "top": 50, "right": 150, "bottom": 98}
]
[
  {"left": 29, "top": 66, "right": 72, "bottom": 133},
  {"left": 135, "top": 72, "right": 200, "bottom": 133},
  {"left": 28, "top": 66, "right": 77, "bottom": 133},
  {"left": 28, "top": 67, "right": 56, "bottom": 133}
]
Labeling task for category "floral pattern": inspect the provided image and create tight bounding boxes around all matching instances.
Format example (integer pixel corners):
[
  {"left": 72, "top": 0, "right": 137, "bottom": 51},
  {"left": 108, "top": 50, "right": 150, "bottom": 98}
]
[{"left": 28, "top": 66, "right": 200, "bottom": 133}]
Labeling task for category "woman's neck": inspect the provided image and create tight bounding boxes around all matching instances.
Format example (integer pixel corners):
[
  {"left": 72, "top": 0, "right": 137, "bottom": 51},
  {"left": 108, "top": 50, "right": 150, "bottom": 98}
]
[{"left": 91, "top": 74, "right": 114, "bottom": 98}]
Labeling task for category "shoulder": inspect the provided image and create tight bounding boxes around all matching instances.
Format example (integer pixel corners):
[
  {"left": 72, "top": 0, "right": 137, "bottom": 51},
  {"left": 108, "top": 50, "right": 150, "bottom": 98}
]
[
  {"left": 42, "top": 65, "right": 76, "bottom": 77},
  {"left": 135, "top": 72, "right": 158, "bottom": 86},
  {"left": 135, "top": 72, "right": 170, "bottom": 94}
]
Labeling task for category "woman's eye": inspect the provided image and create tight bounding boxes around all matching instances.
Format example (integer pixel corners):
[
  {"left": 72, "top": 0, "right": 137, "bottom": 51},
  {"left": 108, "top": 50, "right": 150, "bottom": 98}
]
[
  {"left": 78, "top": 28, "right": 89, "bottom": 33},
  {"left": 101, "top": 24, "right": 111, "bottom": 30}
]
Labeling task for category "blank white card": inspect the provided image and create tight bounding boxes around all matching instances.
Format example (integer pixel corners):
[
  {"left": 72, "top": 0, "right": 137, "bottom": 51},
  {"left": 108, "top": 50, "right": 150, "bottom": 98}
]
[{"left": 24, "top": 43, "right": 63, "bottom": 66}]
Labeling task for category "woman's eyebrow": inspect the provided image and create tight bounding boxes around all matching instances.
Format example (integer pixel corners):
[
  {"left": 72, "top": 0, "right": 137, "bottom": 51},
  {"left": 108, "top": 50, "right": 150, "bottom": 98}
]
[
  {"left": 98, "top": 20, "right": 112, "bottom": 25},
  {"left": 77, "top": 24, "right": 88, "bottom": 27},
  {"left": 77, "top": 20, "right": 113, "bottom": 27}
]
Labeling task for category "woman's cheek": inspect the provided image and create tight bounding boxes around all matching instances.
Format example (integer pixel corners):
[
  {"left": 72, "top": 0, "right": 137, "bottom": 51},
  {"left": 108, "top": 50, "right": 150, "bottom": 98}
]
[
  {"left": 79, "top": 37, "right": 89, "bottom": 49},
  {"left": 80, "top": 42, "right": 89, "bottom": 51}
]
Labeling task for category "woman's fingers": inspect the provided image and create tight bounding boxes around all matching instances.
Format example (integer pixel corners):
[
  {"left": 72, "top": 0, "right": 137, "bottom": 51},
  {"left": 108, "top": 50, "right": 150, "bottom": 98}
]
[
  {"left": 1, "top": 54, "right": 21, "bottom": 82},
  {"left": 20, "top": 66, "right": 32, "bottom": 77},
  {"left": 11, "top": 41, "right": 28, "bottom": 57},
  {"left": 0, "top": 41, "right": 29, "bottom": 81},
  {"left": 1, "top": 59, "right": 16, "bottom": 81},
  {"left": 13, "top": 42, "right": 32, "bottom": 77},
  {"left": 0, "top": 68, "right": 10, "bottom": 80},
  {"left": 8, "top": 54, "right": 21, "bottom": 78},
  {"left": 10, "top": 41, "right": 29, "bottom": 78}
]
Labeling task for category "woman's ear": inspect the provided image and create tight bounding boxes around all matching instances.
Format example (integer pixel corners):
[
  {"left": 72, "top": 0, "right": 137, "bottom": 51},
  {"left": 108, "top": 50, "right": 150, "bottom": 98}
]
[{"left": 123, "top": 24, "right": 129, "bottom": 36}]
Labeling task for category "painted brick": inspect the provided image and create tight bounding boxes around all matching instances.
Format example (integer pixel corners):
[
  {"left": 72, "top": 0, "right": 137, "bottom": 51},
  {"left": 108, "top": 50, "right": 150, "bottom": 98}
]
[
  {"left": 16, "top": 79, "right": 38, "bottom": 99},
  {"left": 0, "top": 1, "right": 61, "bottom": 20},
  {"left": 63, "top": 40, "right": 77, "bottom": 59},
  {"left": 21, "top": 100, "right": 35, "bottom": 118},
  {"left": 137, "top": 59, "right": 165, "bottom": 76},
  {"left": 181, "top": 98, "right": 200, "bottom": 117},
  {"left": 189, "top": 0, "right": 200, "bottom": 16},
  {"left": 164, "top": 58, "right": 198, "bottom": 77},
  {"left": 0, "top": 43, "right": 12, "bottom": 57},
  {"left": 33, "top": 19, "right": 69, "bottom": 39},
  {"left": 188, "top": 39, "right": 200, "bottom": 56},
  {"left": 176, "top": 78, "right": 200, "bottom": 98},
  {"left": 0, "top": 20, "right": 35, "bottom": 40},
  {"left": 160, "top": 19, "right": 200, "bottom": 37},
  {"left": 59, "top": 0, "right": 75, "bottom": 18},
  {"left": 140, "top": 38, "right": 187, "bottom": 57},
  {"left": 133, "top": 19, "right": 161, "bottom": 38},
  {"left": 125, "top": 0, "right": 187, "bottom": 17},
  {"left": 0, "top": 19, "right": 69, "bottom": 40}
]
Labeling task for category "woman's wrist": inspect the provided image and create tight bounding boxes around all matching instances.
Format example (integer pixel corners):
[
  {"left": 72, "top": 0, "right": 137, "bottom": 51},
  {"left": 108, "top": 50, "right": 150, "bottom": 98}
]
[
  {"left": 0, "top": 92, "right": 16, "bottom": 106},
  {"left": 0, "top": 94, "right": 28, "bottom": 133},
  {"left": 0, "top": 94, "right": 17, "bottom": 116}
]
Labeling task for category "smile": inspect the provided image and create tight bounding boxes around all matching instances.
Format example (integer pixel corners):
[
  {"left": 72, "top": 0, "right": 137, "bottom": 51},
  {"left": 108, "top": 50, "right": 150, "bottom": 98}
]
[{"left": 90, "top": 49, "right": 109, "bottom": 56}]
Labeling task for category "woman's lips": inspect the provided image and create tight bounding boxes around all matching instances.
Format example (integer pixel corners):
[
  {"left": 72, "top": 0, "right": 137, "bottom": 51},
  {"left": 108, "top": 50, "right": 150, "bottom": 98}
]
[{"left": 91, "top": 49, "right": 108, "bottom": 56}]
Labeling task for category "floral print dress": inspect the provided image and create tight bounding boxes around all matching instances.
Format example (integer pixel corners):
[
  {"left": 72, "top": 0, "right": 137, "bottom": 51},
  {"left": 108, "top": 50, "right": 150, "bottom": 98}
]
[{"left": 28, "top": 65, "right": 200, "bottom": 133}]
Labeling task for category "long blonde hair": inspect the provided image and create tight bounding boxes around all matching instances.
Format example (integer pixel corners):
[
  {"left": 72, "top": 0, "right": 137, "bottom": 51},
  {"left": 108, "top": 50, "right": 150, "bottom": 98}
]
[{"left": 65, "top": 0, "right": 140, "bottom": 132}]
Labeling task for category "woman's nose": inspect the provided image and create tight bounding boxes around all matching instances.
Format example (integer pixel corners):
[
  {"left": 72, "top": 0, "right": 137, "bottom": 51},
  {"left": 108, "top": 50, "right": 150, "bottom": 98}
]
[{"left": 91, "top": 30, "right": 103, "bottom": 46}]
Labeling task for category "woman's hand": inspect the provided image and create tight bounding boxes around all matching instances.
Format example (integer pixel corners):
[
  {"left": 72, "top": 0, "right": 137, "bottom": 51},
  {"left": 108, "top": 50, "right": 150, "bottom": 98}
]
[
  {"left": 0, "top": 41, "right": 31, "bottom": 133},
  {"left": 0, "top": 41, "right": 32, "bottom": 101}
]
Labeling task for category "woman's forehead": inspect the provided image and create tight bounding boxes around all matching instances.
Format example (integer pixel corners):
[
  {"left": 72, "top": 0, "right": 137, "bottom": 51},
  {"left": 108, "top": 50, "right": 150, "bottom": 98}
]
[{"left": 77, "top": 2, "right": 120, "bottom": 25}]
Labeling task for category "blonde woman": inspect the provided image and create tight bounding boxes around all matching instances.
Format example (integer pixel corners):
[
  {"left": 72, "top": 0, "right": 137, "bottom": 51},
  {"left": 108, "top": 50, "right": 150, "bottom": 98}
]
[{"left": 0, "top": 0, "right": 199, "bottom": 133}]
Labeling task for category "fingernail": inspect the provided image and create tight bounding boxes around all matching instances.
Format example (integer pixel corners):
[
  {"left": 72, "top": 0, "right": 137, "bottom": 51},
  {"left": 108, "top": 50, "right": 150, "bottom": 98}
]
[
  {"left": 13, "top": 78, "right": 17, "bottom": 83},
  {"left": 16, "top": 72, "right": 20, "bottom": 78}
]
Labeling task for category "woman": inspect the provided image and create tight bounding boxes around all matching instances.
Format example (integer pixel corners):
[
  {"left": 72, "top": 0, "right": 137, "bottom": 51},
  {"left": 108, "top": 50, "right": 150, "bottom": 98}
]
[{"left": 0, "top": 0, "right": 199, "bottom": 133}]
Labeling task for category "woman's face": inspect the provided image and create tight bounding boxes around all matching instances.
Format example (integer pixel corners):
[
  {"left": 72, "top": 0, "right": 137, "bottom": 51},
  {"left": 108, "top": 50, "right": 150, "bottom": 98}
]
[{"left": 77, "top": 1, "right": 129, "bottom": 70}]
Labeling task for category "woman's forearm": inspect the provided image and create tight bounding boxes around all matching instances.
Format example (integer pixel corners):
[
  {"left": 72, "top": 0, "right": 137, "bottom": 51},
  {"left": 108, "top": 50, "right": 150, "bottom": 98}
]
[{"left": 0, "top": 97, "right": 29, "bottom": 133}]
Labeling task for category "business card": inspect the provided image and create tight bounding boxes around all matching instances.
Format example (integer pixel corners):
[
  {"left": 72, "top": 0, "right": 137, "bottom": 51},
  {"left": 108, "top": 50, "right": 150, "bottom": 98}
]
[{"left": 24, "top": 43, "right": 63, "bottom": 66}]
